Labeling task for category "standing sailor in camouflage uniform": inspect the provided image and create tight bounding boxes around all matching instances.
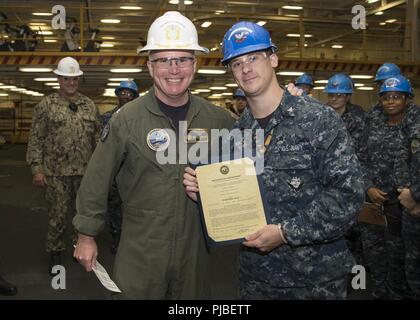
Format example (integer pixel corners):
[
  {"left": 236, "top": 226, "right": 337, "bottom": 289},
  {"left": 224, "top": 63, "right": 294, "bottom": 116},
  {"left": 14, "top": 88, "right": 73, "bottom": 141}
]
[
  {"left": 363, "top": 75, "right": 415, "bottom": 299},
  {"left": 72, "top": 12, "right": 234, "bottom": 299},
  {"left": 295, "top": 73, "right": 314, "bottom": 96},
  {"left": 27, "top": 57, "right": 101, "bottom": 274},
  {"left": 324, "top": 73, "right": 368, "bottom": 266},
  {"left": 102, "top": 80, "right": 139, "bottom": 254},
  {"left": 185, "top": 22, "right": 365, "bottom": 299}
]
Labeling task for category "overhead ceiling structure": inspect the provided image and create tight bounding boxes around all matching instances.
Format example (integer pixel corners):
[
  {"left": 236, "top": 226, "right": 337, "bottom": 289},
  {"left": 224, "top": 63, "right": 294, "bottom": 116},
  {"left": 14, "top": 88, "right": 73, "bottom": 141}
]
[{"left": 0, "top": 0, "right": 418, "bottom": 104}]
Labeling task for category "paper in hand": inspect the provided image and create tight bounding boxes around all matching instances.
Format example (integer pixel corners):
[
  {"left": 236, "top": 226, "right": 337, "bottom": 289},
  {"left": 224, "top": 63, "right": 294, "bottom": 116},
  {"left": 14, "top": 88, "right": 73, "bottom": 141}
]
[{"left": 92, "top": 260, "right": 122, "bottom": 293}]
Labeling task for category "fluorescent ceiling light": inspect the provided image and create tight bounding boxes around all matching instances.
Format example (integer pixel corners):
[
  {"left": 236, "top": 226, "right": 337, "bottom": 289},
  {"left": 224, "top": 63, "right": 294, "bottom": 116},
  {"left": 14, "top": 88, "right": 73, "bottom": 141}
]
[
  {"left": 313, "top": 86, "right": 325, "bottom": 90},
  {"left": 354, "top": 83, "right": 365, "bottom": 87},
  {"left": 257, "top": 21, "right": 266, "bottom": 26},
  {"left": 209, "top": 86, "right": 227, "bottom": 90},
  {"left": 197, "top": 69, "right": 226, "bottom": 75},
  {"left": 45, "top": 83, "right": 59, "bottom": 86},
  {"left": 222, "top": 92, "right": 233, "bottom": 96},
  {"left": 191, "top": 91, "right": 199, "bottom": 94},
  {"left": 0, "top": 93, "right": 9, "bottom": 96},
  {"left": 276, "top": 71, "right": 304, "bottom": 76},
  {"left": 100, "top": 43, "right": 114, "bottom": 47},
  {"left": 314, "top": 80, "right": 328, "bottom": 84},
  {"left": 29, "top": 23, "right": 47, "bottom": 26},
  {"left": 201, "top": 21, "right": 212, "bottom": 28},
  {"left": 282, "top": 5, "right": 303, "bottom": 10},
  {"left": 53, "top": 86, "right": 60, "bottom": 89},
  {"left": 367, "top": 0, "right": 380, "bottom": 3},
  {"left": 108, "top": 78, "right": 132, "bottom": 81},
  {"left": 357, "top": 87, "right": 374, "bottom": 90},
  {"left": 101, "top": 19, "right": 120, "bottom": 24},
  {"left": 34, "top": 78, "right": 57, "bottom": 81},
  {"left": 110, "top": 68, "right": 142, "bottom": 73},
  {"left": 350, "top": 75, "right": 373, "bottom": 79},
  {"left": 32, "top": 12, "right": 53, "bottom": 16},
  {"left": 0, "top": 85, "right": 16, "bottom": 89},
  {"left": 107, "top": 83, "right": 120, "bottom": 86},
  {"left": 225, "top": 83, "right": 238, "bottom": 87},
  {"left": 375, "top": 11, "right": 384, "bottom": 15},
  {"left": 286, "top": 34, "right": 313, "bottom": 38},
  {"left": 332, "top": 44, "right": 343, "bottom": 48},
  {"left": 44, "top": 39, "right": 57, "bottom": 43},
  {"left": 120, "top": 6, "right": 142, "bottom": 10},
  {"left": 169, "top": 0, "right": 193, "bottom": 4},
  {"left": 37, "top": 31, "right": 53, "bottom": 35},
  {"left": 102, "top": 36, "right": 115, "bottom": 40},
  {"left": 195, "top": 89, "right": 211, "bottom": 92},
  {"left": 215, "top": 10, "right": 225, "bottom": 14},
  {"left": 379, "top": 22, "right": 386, "bottom": 25},
  {"left": 11, "top": 88, "right": 26, "bottom": 91},
  {"left": 20, "top": 68, "right": 53, "bottom": 72},
  {"left": 285, "top": 14, "right": 300, "bottom": 17},
  {"left": 385, "top": 19, "right": 397, "bottom": 23}
]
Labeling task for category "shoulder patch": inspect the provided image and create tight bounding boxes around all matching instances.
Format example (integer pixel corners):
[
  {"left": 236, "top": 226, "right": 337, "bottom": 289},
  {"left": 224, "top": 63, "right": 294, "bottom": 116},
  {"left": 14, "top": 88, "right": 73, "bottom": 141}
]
[{"left": 101, "top": 123, "right": 110, "bottom": 142}]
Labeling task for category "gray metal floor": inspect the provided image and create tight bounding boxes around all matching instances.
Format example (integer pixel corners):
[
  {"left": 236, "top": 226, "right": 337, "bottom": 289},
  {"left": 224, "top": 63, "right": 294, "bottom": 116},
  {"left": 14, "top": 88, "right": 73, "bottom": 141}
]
[{"left": 0, "top": 144, "right": 369, "bottom": 300}]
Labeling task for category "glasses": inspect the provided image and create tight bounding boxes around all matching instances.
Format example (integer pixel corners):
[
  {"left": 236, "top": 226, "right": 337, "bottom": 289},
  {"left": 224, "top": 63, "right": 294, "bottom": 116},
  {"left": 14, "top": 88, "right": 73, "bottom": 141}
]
[
  {"left": 119, "top": 90, "right": 134, "bottom": 98},
  {"left": 228, "top": 51, "right": 270, "bottom": 72},
  {"left": 327, "top": 93, "right": 348, "bottom": 100},
  {"left": 380, "top": 93, "right": 406, "bottom": 103},
  {"left": 68, "top": 102, "right": 78, "bottom": 112},
  {"left": 149, "top": 56, "right": 195, "bottom": 69}
]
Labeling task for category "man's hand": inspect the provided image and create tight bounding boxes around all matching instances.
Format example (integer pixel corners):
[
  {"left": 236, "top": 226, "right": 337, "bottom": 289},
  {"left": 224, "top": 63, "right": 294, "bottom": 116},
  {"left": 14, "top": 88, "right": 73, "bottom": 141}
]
[
  {"left": 32, "top": 173, "right": 47, "bottom": 187},
  {"left": 242, "top": 224, "right": 286, "bottom": 252},
  {"left": 367, "top": 187, "right": 387, "bottom": 204},
  {"left": 183, "top": 167, "right": 198, "bottom": 202},
  {"left": 398, "top": 188, "right": 417, "bottom": 210},
  {"left": 73, "top": 234, "right": 98, "bottom": 272},
  {"left": 286, "top": 83, "right": 303, "bottom": 96}
]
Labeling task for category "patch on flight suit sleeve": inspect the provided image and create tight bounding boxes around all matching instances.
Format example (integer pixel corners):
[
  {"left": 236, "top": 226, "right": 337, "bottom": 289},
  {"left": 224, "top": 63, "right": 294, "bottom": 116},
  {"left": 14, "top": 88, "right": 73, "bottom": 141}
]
[
  {"left": 101, "top": 123, "right": 110, "bottom": 142},
  {"left": 412, "top": 139, "right": 419, "bottom": 154}
]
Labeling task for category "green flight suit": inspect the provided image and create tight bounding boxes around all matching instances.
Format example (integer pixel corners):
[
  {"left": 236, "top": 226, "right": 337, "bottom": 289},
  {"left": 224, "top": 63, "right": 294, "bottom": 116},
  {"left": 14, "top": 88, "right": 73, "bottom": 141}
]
[{"left": 73, "top": 88, "right": 234, "bottom": 299}]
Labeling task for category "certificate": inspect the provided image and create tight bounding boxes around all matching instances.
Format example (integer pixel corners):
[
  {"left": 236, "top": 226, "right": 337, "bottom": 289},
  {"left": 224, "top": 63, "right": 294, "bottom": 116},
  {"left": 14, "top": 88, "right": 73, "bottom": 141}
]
[{"left": 195, "top": 157, "right": 270, "bottom": 245}]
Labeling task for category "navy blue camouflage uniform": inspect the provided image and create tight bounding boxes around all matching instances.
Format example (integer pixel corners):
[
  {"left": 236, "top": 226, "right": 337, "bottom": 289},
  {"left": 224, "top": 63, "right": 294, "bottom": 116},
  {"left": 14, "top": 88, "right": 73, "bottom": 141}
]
[
  {"left": 341, "top": 103, "right": 368, "bottom": 266},
  {"left": 362, "top": 105, "right": 414, "bottom": 299},
  {"left": 102, "top": 106, "right": 123, "bottom": 251},
  {"left": 234, "top": 92, "right": 365, "bottom": 299},
  {"left": 401, "top": 103, "right": 420, "bottom": 299}
]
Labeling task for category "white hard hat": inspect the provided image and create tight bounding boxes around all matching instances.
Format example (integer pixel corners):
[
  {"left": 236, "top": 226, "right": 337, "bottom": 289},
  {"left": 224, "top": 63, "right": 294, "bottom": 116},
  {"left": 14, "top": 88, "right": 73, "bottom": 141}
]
[
  {"left": 53, "top": 57, "right": 83, "bottom": 77},
  {"left": 139, "top": 11, "right": 208, "bottom": 54}
]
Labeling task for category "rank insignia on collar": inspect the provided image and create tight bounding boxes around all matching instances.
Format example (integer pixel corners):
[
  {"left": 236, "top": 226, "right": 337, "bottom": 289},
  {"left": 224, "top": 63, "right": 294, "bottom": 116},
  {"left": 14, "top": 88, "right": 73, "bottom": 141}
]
[{"left": 147, "top": 128, "right": 170, "bottom": 152}]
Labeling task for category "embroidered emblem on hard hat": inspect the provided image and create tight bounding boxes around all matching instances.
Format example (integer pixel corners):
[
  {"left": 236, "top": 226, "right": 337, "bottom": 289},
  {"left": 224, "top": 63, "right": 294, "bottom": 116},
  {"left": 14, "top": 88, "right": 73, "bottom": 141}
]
[
  {"left": 100, "top": 123, "right": 110, "bottom": 142},
  {"left": 412, "top": 139, "right": 419, "bottom": 154},
  {"left": 147, "top": 128, "right": 170, "bottom": 152},
  {"left": 69, "top": 66, "right": 75, "bottom": 74},
  {"left": 384, "top": 78, "right": 398, "bottom": 88},
  {"left": 332, "top": 81, "right": 339, "bottom": 88},
  {"left": 288, "top": 177, "right": 302, "bottom": 191},
  {"left": 228, "top": 27, "right": 253, "bottom": 41},
  {"left": 165, "top": 24, "right": 181, "bottom": 41}
]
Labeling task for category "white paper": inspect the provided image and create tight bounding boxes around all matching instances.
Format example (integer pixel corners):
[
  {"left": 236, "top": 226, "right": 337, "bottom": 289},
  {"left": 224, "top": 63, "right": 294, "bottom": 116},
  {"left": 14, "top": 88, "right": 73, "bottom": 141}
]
[{"left": 92, "top": 260, "right": 122, "bottom": 293}]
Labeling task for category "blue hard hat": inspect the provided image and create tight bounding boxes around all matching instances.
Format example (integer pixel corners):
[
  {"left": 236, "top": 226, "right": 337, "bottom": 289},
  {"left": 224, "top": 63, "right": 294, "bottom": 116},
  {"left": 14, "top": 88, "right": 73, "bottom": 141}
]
[
  {"left": 233, "top": 88, "right": 246, "bottom": 98},
  {"left": 379, "top": 75, "right": 414, "bottom": 98},
  {"left": 221, "top": 21, "right": 278, "bottom": 65},
  {"left": 115, "top": 80, "right": 139, "bottom": 97},
  {"left": 295, "top": 74, "right": 314, "bottom": 87},
  {"left": 375, "top": 63, "right": 401, "bottom": 82},
  {"left": 324, "top": 73, "right": 353, "bottom": 94}
]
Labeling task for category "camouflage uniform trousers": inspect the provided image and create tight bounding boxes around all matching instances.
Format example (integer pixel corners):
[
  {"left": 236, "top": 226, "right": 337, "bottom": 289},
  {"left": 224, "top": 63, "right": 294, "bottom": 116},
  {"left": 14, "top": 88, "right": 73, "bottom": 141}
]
[
  {"left": 403, "top": 211, "right": 420, "bottom": 299},
  {"left": 360, "top": 223, "right": 412, "bottom": 299},
  {"left": 107, "top": 181, "right": 122, "bottom": 248},
  {"left": 345, "top": 223, "right": 364, "bottom": 265},
  {"left": 45, "top": 176, "right": 82, "bottom": 253},
  {"left": 240, "top": 277, "right": 348, "bottom": 300}
]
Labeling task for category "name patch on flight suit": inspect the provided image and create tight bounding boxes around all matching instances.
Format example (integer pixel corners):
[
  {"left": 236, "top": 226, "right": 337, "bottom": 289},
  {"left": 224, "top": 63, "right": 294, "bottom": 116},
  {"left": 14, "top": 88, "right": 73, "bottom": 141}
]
[
  {"left": 185, "top": 128, "right": 208, "bottom": 143},
  {"left": 100, "top": 123, "right": 110, "bottom": 142},
  {"left": 147, "top": 128, "right": 170, "bottom": 151}
]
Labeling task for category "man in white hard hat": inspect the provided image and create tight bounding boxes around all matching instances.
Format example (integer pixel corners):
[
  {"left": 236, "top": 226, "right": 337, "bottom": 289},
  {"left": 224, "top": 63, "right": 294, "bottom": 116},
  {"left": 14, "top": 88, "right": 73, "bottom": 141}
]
[
  {"left": 73, "top": 12, "right": 234, "bottom": 299},
  {"left": 27, "top": 57, "right": 102, "bottom": 275}
]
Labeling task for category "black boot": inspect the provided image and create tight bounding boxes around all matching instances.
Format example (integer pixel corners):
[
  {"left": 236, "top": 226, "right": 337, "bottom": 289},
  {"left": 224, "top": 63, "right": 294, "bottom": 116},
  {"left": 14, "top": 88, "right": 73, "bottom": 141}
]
[
  {"left": 48, "top": 252, "right": 62, "bottom": 275},
  {"left": 0, "top": 275, "right": 17, "bottom": 296}
]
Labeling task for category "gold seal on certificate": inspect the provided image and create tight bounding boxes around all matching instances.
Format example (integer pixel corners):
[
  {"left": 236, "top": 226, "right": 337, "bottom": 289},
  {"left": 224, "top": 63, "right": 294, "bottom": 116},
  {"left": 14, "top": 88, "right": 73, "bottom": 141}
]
[{"left": 195, "top": 157, "right": 268, "bottom": 244}]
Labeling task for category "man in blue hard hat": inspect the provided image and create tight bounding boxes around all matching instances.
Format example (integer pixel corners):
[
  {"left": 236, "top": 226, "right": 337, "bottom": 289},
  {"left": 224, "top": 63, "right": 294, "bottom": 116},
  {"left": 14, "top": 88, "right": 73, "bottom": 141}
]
[
  {"left": 295, "top": 73, "right": 314, "bottom": 96},
  {"left": 232, "top": 88, "right": 247, "bottom": 118},
  {"left": 184, "top": 21, "right": 365, "bottom": 299},
  {"left": 102, "top": 80, "right": 139, "bottom": 253}
]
